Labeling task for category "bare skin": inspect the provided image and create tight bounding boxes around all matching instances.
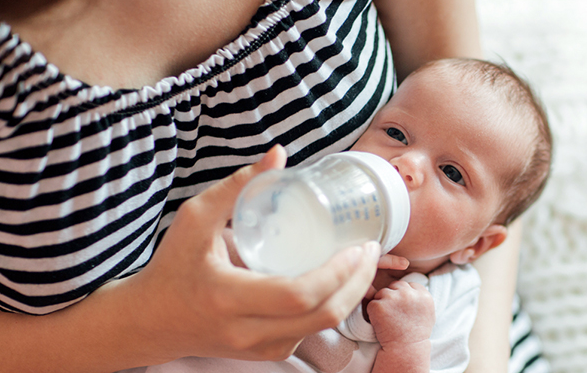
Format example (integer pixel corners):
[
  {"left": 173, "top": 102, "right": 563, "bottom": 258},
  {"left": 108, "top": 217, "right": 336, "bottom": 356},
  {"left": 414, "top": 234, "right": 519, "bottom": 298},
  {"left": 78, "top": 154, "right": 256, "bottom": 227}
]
[
  {"left": 373, "top": 0, "right": 483, "bottom": 83},
  {"left": 1, "top": 0, "right": 265, "bottom": 89}
]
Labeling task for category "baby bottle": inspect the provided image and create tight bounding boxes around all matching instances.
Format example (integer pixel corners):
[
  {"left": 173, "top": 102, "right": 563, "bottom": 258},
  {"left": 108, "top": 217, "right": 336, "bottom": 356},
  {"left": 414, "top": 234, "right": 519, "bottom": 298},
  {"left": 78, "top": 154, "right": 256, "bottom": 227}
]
[{"left": 232, "top": 151, "right": 410, "bottom": 277}]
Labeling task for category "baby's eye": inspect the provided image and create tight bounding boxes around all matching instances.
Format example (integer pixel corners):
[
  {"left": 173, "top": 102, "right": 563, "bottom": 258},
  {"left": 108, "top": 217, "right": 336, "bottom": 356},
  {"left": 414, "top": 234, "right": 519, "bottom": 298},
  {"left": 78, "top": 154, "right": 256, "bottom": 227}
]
[
  {"left": 440, "top": 165, "right": 465, "bottom": 185},
  {"left": 386, "top": 128, "right": 408, "bottom": 145}
]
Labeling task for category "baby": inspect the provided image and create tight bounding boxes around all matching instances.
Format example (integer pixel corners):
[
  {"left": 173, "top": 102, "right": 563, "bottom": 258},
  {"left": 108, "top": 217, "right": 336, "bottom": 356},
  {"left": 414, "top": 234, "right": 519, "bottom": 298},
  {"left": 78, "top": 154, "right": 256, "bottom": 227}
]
[
  {"left": 295, "top": 57, "right": 551, "bottom": 373},
  {"left": 118, "top": 58, "right": 552, "bottom": 373}
]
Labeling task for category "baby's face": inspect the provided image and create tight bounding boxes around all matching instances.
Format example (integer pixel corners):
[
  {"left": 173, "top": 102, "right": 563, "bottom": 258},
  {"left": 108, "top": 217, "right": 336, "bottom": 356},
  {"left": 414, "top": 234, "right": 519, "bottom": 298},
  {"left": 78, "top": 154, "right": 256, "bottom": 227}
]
[{"left": 351, "top": 68, "right": 531, "bottom": 273}]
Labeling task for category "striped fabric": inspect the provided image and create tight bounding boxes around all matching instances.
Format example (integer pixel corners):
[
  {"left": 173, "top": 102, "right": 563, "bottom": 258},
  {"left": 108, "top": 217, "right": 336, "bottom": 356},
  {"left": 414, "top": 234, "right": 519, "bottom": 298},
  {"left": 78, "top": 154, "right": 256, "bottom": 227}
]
[
  {"left": 0, "top": 0, "right": 394, "bottom": 314},
  {"left": 509, "top": 293, "right": 551, "bottom": 373}
]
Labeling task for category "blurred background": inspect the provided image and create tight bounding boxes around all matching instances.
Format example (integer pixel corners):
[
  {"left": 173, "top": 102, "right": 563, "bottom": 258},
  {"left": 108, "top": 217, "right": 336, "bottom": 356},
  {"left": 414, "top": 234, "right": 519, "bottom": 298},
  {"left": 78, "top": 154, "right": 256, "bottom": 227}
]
[{"left": 476, "top": 0, "right": 587, "bottom": 372}]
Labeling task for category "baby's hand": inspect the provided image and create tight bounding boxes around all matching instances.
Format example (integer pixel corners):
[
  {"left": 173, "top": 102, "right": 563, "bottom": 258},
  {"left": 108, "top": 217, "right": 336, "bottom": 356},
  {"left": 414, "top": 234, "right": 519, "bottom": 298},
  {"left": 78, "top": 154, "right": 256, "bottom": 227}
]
[{"left": 366, "top": 280, "right": 435, "bottom": 349}]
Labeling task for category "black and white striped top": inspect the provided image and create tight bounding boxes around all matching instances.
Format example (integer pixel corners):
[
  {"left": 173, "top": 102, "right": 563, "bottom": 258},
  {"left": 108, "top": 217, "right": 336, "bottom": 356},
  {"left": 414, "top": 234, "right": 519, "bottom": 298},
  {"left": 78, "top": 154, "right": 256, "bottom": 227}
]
[{"left": 0, "top": 0, "right": 394, "bottom": 315}]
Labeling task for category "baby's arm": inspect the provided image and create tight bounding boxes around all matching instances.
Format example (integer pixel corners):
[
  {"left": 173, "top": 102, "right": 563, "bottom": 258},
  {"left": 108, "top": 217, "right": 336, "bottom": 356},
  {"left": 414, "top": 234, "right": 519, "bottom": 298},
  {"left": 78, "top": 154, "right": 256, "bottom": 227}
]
[{"left": 367, "top": 280, "right": 435, "bottom": 373}]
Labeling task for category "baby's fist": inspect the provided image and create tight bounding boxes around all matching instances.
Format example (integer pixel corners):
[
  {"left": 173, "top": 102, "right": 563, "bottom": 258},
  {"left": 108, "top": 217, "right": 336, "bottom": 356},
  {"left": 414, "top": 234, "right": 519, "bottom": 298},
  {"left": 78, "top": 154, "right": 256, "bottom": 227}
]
[{"left": 366, "top": 280, "right": 435, "bottom": 348}]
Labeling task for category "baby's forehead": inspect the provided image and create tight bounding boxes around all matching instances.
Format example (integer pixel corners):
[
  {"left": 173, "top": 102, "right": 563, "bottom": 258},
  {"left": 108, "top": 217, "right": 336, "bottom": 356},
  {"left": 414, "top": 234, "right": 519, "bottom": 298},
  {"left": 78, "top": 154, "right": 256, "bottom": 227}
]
[
  {"left": 483, "top": 110, "right": 536, "bottom": 189},
  {"left": 448, "top": 84, "right": 536, "bottom": 191},
  {"left": 401, "top": 62, "right": 538, "bottom": 174}
]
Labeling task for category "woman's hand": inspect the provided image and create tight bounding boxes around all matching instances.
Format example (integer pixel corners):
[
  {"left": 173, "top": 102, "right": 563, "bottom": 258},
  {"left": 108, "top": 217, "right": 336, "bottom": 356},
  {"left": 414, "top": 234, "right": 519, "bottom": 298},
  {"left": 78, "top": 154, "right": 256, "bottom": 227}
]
[
  {"left": 123, "top": 145, "right": 382, "bottom": 363},
  {"left": 1, "top": 145, "right": 380, "bottom": 373}
]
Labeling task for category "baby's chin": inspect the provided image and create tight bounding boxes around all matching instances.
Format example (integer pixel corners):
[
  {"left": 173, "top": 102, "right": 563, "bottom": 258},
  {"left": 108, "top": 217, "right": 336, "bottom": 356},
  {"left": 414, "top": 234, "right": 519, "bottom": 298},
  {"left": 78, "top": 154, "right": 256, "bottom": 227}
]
[
  {"left": 379, "top": 251, "right": 449, "bottom": 276},
  {"left": 403, "top": 259, "right": 450, "bottom": 275}
]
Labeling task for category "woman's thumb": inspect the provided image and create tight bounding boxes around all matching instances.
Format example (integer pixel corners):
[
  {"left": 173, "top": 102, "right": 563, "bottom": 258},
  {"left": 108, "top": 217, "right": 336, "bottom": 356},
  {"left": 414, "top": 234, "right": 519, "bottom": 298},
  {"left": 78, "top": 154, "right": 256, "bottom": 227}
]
[{"left": 193, "top": 145, "right": 287, "bottom": 227}]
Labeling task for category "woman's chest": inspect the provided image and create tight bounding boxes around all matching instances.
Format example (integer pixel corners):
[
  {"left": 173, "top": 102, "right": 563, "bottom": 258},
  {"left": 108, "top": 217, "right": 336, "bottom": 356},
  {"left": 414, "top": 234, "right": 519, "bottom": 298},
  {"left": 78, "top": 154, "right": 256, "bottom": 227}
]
[{"left": 2, "top": 0, "right": 266, "bottom": 89}]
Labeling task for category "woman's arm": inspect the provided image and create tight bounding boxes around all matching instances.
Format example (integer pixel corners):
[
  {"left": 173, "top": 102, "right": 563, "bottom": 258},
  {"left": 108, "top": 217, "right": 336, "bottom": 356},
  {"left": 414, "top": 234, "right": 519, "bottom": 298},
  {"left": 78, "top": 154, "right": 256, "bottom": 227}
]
[
  {"left": 373, "top": 0, "right": 484, "bottom": 82},
  {"left": 467, "top": 219, "right": 522, "bottom": 373}
]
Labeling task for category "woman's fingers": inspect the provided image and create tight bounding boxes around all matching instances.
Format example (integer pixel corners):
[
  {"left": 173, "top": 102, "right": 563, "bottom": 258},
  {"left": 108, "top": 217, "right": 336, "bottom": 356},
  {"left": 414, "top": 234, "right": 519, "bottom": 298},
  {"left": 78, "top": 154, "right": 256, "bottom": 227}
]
[
  {"left": 165, "top": 241, "right": 379, "bottom": 361},
  {"left": 219, "top": 242, "right": 380, "bottom": 317},
  {"left": 203, "top": 242, "right": 381, "bottom": 358}
]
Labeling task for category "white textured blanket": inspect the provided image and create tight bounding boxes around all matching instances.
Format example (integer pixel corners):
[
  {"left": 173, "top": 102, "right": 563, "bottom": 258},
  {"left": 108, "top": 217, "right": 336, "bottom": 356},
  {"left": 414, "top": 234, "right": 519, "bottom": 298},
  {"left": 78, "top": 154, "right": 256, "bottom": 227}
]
[{"left": 478, "top": 0, "right": 587, "bottom": 372}]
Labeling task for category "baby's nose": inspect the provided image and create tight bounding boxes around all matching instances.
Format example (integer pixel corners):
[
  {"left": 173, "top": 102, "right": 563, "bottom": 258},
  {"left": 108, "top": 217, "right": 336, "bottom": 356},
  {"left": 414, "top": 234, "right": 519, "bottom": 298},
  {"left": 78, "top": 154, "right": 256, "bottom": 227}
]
[{"left": 391, "top": 154, "right": 425, "bottom": 189}]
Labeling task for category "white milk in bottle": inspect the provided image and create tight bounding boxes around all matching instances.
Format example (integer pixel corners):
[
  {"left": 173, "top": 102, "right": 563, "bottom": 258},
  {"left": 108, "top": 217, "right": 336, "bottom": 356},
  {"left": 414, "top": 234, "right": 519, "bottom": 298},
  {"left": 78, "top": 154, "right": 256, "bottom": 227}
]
[{"left": 232, "top": 151, "right": 410, "bottom": 277}]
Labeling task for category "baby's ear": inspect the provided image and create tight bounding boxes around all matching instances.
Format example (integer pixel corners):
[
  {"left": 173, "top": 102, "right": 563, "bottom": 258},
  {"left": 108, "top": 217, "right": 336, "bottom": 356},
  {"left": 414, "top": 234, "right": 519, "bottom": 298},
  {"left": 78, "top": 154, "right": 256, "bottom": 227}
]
[{"left": 450, "top": 224, "right": 508, "bottom": 265}]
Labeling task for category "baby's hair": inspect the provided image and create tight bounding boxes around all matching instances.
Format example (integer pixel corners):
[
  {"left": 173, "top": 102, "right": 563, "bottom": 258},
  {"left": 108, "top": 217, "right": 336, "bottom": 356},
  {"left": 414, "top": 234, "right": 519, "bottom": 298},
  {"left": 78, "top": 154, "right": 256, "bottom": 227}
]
[{"left": 415, "top": 58, "right": 553, "bottom": 226}]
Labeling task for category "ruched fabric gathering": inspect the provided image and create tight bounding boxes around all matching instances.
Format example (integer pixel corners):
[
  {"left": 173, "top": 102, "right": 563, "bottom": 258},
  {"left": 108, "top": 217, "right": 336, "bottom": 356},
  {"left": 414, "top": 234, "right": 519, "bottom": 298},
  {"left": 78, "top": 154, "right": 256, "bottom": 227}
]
[{"left": 0, "top": 0, "right": 394, "bottom": 314}]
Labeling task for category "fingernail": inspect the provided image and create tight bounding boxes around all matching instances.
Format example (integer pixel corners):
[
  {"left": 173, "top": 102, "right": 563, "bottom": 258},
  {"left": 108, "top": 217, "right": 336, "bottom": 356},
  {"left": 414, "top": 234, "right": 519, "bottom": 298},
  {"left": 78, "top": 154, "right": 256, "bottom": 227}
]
[
  {"left": 364, "top": 241, "right": 382, "bottom": 261},
  {"left": 259, "top": 144, "right": 286, "bottom": 170},
  {"left": 258, "top": 150, "right": 272, "bottom": 169},
  {"left": 346, "top": 246, "right": 363, "bottom": 268}
]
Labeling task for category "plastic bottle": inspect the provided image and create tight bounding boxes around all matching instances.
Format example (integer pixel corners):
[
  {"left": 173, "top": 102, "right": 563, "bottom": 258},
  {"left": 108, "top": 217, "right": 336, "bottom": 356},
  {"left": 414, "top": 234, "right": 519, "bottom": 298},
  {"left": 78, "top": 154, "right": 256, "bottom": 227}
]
[{"left": 232, "top": 151, "right": 410, "bottom": 277}]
